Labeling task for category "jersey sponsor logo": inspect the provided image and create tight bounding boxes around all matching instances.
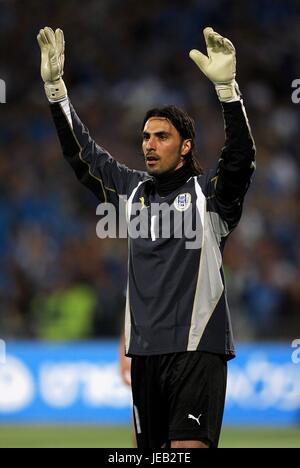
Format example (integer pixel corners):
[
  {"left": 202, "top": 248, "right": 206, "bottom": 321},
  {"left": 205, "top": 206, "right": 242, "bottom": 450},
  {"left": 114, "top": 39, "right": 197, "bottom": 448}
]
[
  {"left": 174, "top": 193, "right": 191, "bottom": 212},
  {"left": 188, "top": 412, "right": 202, "bottom": 426}
]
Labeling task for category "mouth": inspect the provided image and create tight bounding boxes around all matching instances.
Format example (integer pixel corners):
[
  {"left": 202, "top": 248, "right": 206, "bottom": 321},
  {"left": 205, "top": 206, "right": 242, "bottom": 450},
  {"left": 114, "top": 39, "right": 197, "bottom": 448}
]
[{"left": 146, "top": 155, "right": 160, "bottom": 166}]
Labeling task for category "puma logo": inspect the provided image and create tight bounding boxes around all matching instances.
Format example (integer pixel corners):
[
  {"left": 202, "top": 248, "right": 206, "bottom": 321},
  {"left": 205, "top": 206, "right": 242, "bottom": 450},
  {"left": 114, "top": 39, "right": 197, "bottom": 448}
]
[
  {"left": 188, "top": 413, "right": 202, "bottom": 426},
  {"left": 139, "top": 196, "right": 149, "bottom": 209}
]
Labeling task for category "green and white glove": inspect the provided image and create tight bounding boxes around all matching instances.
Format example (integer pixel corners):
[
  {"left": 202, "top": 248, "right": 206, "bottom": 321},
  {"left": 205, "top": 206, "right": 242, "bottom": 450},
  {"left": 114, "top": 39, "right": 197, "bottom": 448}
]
[
  {"left": 189, "top": 27, "right": 240, "bottom": 102},
  {"left": 37, "top": 27, "right": 67, "bottom": 102}
]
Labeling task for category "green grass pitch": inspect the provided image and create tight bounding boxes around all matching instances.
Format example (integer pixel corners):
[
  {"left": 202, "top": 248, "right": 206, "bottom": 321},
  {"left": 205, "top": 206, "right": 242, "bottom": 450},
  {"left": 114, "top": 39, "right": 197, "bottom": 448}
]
[{"left": 0, "top": 425, "right": 299, "bottom": 448}]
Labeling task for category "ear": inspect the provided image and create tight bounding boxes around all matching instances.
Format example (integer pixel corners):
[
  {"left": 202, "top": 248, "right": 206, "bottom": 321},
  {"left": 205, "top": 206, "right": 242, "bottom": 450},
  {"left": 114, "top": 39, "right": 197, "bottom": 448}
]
[{"left": 181, "top": 139, "right": 192, "bottom": 156}]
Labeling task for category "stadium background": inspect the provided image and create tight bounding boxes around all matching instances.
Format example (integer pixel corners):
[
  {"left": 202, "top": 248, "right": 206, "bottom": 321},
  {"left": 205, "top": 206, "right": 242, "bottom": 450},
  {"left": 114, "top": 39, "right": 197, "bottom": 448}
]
[{"left": 0, "top": 0, "right": 299, "bottom": 448}]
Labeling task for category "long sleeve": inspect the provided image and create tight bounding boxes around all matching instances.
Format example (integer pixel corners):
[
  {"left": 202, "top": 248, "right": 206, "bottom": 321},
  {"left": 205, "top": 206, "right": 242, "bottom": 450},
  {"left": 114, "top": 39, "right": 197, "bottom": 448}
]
[
  {"left": 50, "top": 98, "right": 149, "bottom": 206},
  {"left": 206, "top": 100, "right": 256, "bottom": 231}
]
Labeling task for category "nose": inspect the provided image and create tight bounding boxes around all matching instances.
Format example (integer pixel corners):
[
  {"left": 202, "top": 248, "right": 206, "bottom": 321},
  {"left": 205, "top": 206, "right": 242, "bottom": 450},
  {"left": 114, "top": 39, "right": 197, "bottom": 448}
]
[{"left": 145, "top": 136, "right": 156, "bottom": 152}]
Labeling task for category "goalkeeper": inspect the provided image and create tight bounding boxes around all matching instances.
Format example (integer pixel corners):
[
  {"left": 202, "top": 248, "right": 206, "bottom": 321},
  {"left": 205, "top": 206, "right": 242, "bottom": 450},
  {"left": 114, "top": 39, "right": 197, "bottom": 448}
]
[{"left": 37, "top": 26, "right": 256, "bottom": 448}]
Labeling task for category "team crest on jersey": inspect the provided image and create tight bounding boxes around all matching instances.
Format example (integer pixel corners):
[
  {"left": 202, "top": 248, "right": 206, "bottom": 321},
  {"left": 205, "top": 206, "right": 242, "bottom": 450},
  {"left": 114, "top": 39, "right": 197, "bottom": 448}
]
[{"left": 174, "top": 193, "right": 191, "bottom": 212}]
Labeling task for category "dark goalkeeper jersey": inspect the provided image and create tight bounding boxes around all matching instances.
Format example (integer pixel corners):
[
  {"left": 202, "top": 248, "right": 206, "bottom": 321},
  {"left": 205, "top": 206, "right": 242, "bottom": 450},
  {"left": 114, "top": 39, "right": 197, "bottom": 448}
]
[{"left": 50, "top": 98, "right": 256, "bottom": 360}]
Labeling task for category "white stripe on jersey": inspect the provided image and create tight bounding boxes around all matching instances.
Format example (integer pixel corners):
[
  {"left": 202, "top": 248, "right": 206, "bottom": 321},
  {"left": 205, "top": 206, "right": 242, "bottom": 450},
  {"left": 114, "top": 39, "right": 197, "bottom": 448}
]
[
  {"left": 59, "top": 97, "right": 73, "bottom": 129},
  {"left": 125, "top": 180, "right": 149, "bottom": 354},
  {"left": 187, "top": 177, "right": 224, "bottom": 351}
]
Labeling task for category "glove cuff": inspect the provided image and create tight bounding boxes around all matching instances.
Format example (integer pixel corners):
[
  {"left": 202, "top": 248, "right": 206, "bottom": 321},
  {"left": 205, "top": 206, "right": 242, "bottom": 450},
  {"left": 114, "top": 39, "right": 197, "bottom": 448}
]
[
  {"left": 215, "top": 80, "right": 241, "bottom": 102},
  {"left": 44, "top": 79, "right": 67, "bottom": 102}
]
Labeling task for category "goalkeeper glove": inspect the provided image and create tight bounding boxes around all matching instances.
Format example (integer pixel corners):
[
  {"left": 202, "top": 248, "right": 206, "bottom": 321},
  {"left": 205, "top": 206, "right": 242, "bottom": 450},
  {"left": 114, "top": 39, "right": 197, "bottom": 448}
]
[
  {"left": 189, "top": 27, "right": 240, "bottom": 102},
  {"left": 37, "top": 27, "right": 67, "bottom": 102}
]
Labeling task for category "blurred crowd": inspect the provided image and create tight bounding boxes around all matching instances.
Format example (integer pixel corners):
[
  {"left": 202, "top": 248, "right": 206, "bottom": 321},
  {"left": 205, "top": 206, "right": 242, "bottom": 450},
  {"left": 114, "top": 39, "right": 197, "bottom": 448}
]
[{"left": 0, "top": 0, "right": 300, "bottom": 341}]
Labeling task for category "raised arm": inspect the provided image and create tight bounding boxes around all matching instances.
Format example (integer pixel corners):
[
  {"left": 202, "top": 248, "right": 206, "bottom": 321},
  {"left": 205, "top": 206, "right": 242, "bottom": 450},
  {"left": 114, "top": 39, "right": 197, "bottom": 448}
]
[
  {"left": 190, "top": 27, "right": 256, "bottom": 230},
  {"left": 37, "top": 27, "right": 148, "bottom": 205}
]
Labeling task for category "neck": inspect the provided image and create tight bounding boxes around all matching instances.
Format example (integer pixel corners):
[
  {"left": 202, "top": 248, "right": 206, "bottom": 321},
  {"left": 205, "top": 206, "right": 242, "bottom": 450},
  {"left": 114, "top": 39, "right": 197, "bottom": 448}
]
[{"left": 153, "top": 159, "right": 196, "bottom": 197}]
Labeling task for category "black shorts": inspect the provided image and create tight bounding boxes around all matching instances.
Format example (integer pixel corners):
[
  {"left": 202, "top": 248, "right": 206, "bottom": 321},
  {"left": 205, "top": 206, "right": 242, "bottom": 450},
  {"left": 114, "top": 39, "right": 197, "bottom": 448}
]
[{"left": 131, "top": 351, "right": 227, "bottom": 449}]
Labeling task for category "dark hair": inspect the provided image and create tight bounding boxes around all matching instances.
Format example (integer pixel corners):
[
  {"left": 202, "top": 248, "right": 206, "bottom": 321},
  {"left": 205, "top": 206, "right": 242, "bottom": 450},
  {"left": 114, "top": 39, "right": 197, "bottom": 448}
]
[{"left": 142, "top": 105, "right": 203, "bottom": 175}]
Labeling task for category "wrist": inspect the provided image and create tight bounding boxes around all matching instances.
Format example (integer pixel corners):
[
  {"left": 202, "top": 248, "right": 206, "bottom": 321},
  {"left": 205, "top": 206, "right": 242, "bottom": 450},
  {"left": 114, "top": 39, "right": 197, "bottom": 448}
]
[
  {"left": 44, "top": 78, "right": 67, "bottom": 102},
  {"left": 214, "top": 80, "right": 241, "bottom": 102}
]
